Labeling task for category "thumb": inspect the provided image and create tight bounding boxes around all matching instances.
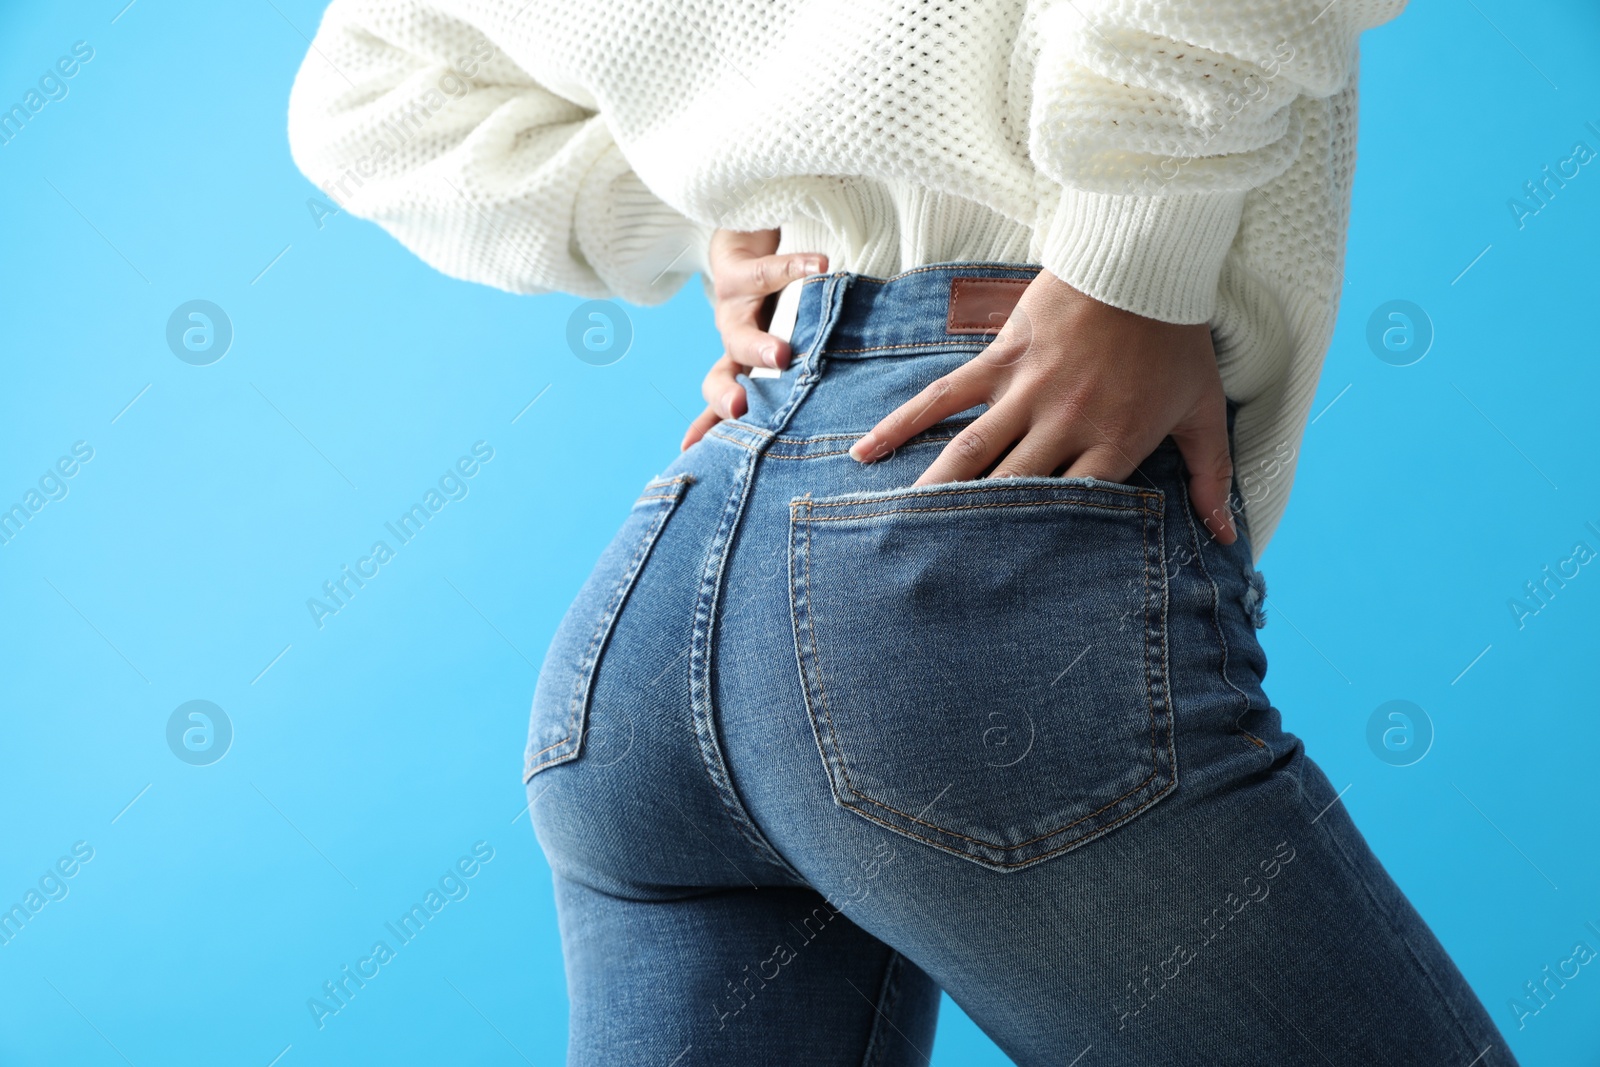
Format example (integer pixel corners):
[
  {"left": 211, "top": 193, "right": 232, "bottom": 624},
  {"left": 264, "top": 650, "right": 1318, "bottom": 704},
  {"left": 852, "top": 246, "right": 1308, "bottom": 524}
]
[{"left": 1171, "top": 387, "right": 1237, "bottom": 545}]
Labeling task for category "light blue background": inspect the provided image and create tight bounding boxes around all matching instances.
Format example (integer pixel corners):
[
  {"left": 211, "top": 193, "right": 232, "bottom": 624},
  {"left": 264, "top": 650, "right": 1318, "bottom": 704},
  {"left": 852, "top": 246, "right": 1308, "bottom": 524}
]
[{"left": 2, "top": 2, "right": 1597, "bottom": 1064}]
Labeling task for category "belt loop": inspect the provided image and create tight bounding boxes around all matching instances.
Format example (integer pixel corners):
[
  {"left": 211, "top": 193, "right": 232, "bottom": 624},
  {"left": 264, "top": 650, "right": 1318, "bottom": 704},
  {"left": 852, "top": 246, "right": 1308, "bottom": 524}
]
[
  {"left": 798, "top": 271, "right": 854, "bottom": 382},
  {"left": 756, "top": 272, "right": 851, "bottom": 437}
]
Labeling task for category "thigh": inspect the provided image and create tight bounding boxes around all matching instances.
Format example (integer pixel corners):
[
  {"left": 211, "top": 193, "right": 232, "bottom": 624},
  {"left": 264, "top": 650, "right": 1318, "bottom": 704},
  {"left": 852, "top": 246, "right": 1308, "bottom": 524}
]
[
  {"left": 553, "top": 875, "right": 940, "bottom": 1067},
  {"left": 715, "top": 446, "right": 1516, "bottom": 1066}
]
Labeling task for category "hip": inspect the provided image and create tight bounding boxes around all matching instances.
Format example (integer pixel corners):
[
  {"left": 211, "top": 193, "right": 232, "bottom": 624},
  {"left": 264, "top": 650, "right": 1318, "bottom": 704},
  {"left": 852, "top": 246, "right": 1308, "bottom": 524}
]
[{"left": 525, "top": 263, "right": 1281, "bottom": 873}]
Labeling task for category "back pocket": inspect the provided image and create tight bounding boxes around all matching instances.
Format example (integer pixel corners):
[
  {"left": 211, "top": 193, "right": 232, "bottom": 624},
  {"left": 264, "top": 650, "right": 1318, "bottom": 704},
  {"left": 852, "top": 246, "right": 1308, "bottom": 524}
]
[
  {"left": 788, "top": 477, "right": 1174, "bottom": 871},
  {"left": 523, "top": 473, "right": 692, "bottom": 782}
]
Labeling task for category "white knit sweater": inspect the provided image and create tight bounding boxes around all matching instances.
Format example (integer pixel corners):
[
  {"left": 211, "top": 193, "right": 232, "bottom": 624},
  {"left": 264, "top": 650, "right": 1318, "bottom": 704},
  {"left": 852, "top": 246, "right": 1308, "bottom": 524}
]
[{"left": 286, "top": 0, "right": 1406, "bottom": 557}]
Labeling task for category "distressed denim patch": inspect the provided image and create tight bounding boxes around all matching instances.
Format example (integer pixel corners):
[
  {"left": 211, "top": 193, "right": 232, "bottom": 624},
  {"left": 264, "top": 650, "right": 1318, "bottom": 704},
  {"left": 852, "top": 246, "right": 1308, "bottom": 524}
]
[{"left": 1243, "top": 568, "right": 1269, "bottom": 629}]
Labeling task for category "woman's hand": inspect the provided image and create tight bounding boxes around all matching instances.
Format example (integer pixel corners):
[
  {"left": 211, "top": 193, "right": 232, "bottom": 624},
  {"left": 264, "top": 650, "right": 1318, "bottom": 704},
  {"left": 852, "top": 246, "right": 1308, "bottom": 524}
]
[
  {"left": 681, "top": 229, "right": 828, "bottom": 451},
  {"left": 849, "top": 269, "right": 1238, "bottom": 544}
]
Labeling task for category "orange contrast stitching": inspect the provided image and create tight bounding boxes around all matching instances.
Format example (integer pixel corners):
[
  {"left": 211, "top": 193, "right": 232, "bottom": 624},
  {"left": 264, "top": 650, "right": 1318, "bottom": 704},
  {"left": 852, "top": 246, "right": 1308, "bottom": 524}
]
[
  {"left": 805, "top": 482, "right": 1160, "bottom": 508},
  {"left": 791, "top": 492, "right": 1175, "bottom": 860}
]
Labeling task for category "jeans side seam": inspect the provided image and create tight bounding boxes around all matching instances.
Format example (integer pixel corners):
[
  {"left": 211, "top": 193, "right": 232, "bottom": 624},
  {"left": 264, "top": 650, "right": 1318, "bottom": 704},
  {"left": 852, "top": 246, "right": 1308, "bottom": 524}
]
[
  {"left": 1305, "top": 784, "right": 1500, "bottom": 1062},
  {"left": 859, "top": 950, "right": 907, "bottom": 1067},
  {"left": 1180, "top": 481, "right": 1272, "bottom": 756}
]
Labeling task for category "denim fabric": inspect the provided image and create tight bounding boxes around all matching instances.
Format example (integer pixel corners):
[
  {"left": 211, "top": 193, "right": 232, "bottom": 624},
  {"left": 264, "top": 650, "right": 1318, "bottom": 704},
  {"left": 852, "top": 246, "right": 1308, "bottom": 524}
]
[{"left": 525, "top": 263, "right": 1513, "bottom": 1066}]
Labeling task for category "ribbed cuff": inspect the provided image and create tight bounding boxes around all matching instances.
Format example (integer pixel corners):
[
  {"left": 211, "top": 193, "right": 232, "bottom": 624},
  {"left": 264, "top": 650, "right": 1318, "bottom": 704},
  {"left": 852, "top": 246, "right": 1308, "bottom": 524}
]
[
  {"left": 682, "top": 218, "right": 717, "bottom": 277},
  {"left": 1037, "top": 188, "right": 1245, "bottom": 324},
  {"left": 581, "top": 160, "right": 719, "bottom": 305}
]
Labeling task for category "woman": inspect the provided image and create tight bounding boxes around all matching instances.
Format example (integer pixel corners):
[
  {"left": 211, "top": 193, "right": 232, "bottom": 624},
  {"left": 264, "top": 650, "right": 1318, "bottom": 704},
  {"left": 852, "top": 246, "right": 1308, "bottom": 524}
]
[{"left": 288, "top": 2, "right": 1514, "bottom": 1063}]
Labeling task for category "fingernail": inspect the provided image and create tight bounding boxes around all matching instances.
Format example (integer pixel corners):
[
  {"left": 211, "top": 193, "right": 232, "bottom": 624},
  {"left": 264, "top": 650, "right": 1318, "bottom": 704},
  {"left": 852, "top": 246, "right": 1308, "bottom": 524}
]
[
  {"left": 849, "top": 436, "right": 881, "bottom": 462},
  {"left": 760, "top": 343, "right": 779, "bottom": 368},
  {"left": 807, "top": 258, "right": 824, "bottom": 274},
  {"left": 720, "top": 388, "right": 739, "bottom": 418}
]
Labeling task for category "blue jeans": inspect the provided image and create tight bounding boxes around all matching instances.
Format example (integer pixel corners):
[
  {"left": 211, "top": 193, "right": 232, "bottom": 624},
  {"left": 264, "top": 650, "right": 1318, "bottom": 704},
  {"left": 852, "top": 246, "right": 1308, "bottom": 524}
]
[{"left": 524, "top": 263, "right": 1512, "bottom": 1066}]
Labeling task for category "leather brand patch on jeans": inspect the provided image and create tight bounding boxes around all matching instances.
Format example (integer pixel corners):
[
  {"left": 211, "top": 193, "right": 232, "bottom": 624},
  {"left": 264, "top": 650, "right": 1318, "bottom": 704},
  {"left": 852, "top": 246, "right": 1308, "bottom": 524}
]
[{"left": 945, "top": 276, "right": 1028, "bottom": 334}]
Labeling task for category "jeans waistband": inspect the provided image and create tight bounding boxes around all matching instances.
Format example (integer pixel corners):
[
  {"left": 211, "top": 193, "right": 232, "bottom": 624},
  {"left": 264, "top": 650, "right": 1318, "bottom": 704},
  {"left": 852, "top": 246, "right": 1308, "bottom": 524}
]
[
  {"left": 739, "top": 260, "right": 1235, "bottom": 460},
  {"left": 791, "top": 262, "right": 1044, "bottom": 361}
]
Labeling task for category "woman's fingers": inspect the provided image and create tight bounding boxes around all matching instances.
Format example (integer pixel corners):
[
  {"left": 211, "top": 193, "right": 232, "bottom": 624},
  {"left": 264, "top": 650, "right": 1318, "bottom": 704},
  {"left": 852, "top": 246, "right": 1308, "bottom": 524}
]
[
  {"left": 911, "top": 403, "right": 1030, "bottom": 485},
  {"left": 699, "top": 354, "right": 746, "bottom": 420},
  {"left": 1169, "top": 390, "right": 1238, "bottom": 544},
  {"left": 715, "top": 250, "right": 827, "bottom": 304},
  {"left": 837, "top": 270, "right": 1238, "bottom": 530},
  {"left": 850, "top": 370, "right": 989, "bottom": 464},
  {"left": 712, "top": 250, "right": 828, "bottom": 370},
  {"left": 1060, "top": 445, "right": 1137, "bottom": 485},
  {"left": 986, "top": 423, "right": 1078, "bottom": 479},
  {"left": 719, "top": 321, "right": 791, "bottom": 370},
  {"left": 690, "top": 230, "right": 826, "bottom": 451},
  {"left": 684, "top": 354, "right": 749, "bottom": 451},
  {"left": 680, "top": 406, "right": 723, "bottom": 451}
]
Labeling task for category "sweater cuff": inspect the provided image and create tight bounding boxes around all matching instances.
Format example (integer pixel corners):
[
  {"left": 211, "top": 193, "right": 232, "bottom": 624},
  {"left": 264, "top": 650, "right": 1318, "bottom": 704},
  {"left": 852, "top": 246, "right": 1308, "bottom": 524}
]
[
  {"left": 584, "top": 166, "right": 719, "bottom": 304},
  {"left": 682, "top": 217, "right": 717, "bottom": 277},
  {"left": 1037, "top": 188, "right": 1245, "bottom": 324}
]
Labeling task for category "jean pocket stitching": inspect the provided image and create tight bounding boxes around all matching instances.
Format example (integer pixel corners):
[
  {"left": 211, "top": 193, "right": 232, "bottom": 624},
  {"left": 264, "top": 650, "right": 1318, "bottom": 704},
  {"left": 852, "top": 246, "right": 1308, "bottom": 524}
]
[
  {"left": 814, "top": 496, "right": 1166, "bottom": 851},
  {"left": 523, "top": 474, "right": 692, "bottom": 780},
  {"left": 788, "top": 484, "right": 1176, "bottom": 870},
  {"left": 803, "top": 480, "right": 1162, "bottom": 511},
  {"left": 802, "top": 498, "right": 1155, "bottom": 523},
  {"left": 836, "top": 781, "right": 1175, "bottom": 871}
]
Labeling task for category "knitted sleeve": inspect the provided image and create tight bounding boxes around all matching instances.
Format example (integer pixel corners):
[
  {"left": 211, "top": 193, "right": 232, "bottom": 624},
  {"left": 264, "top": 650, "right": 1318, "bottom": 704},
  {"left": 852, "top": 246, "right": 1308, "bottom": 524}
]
[
  {"left": 285, "top": 0, "right": 713, "bottom": 304},
  {"left": 1028, "top": 0, "right": 1406, "bottom": 323}
]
